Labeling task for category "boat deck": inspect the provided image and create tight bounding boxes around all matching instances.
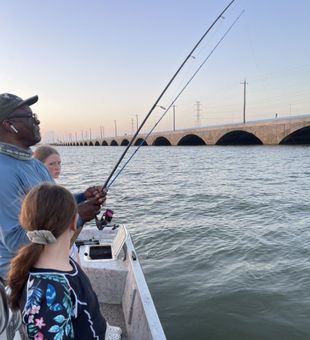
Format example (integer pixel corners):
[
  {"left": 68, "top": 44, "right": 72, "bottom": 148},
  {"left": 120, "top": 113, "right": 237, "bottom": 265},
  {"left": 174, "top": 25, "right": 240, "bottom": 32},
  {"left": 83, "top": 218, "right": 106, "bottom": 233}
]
[{"left": 100, "top": 303, "right": 127, "bottom": 340}]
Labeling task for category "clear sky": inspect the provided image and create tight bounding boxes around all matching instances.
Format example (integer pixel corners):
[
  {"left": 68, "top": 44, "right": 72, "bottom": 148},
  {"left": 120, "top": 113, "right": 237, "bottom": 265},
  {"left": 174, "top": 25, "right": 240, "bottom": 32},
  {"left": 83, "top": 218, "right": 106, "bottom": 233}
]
[{"left": 1, "top": 0, "right": 309, "bottom": 142}]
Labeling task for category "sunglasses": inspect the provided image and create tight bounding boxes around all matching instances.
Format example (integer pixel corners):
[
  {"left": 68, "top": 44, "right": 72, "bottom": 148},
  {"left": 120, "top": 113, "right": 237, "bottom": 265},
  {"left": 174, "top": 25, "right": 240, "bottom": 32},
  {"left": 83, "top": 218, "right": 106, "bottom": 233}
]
[{"left": 8, "top": 113, "right": 39, "bottom": 122}]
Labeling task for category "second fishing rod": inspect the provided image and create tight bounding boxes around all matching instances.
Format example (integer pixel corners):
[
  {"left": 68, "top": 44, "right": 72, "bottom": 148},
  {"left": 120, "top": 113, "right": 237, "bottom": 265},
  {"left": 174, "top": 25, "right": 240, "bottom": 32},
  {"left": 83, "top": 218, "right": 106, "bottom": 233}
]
[
  {"left": 102, "top": 0, "right": 237, "bottom": 190},
  {"left": 107, "top": 9, "right": 244, "bottom": 189}
]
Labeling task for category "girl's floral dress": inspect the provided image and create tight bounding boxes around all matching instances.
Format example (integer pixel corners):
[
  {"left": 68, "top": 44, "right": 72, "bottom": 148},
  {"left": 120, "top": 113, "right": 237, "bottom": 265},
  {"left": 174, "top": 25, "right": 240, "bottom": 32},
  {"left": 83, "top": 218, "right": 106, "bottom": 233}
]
[{"left": 21, "top": 259, "right": 106, "bottom": 339}]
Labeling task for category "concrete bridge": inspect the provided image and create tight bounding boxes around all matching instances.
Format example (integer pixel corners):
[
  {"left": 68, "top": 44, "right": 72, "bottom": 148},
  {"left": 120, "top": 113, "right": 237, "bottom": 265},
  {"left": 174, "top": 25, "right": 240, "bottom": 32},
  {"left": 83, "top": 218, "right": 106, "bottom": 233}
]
[{"left": 60, "top": 114, "right": 310, "bottom": 146}]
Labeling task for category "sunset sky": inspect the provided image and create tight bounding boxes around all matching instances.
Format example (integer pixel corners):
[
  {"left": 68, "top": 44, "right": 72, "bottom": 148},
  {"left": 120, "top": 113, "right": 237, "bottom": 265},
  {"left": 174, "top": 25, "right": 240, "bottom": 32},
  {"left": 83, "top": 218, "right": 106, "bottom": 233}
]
[{"left": 1, "top": 0, "right": 309, "bottom": 142}]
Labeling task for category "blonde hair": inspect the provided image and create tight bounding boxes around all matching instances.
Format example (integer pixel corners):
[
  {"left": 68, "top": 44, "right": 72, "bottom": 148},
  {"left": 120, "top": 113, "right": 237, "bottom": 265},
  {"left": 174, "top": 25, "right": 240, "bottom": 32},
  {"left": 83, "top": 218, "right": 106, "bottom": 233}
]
[
  {"left": 33, "top": 145, "right": 59, "bottom": 162},
  {"left": 7, "top": 183, "right": 77, "bottom": 310}
]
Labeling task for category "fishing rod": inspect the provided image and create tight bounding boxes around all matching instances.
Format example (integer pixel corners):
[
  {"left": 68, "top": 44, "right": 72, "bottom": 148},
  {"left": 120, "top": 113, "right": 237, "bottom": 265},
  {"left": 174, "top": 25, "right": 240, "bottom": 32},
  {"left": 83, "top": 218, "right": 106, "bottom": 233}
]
[
  {"left": 103, "top": 0, "right": 236, "bottom": 189},
  {"left": 107, "top": 10, "right": 245, "bottom": 189}
]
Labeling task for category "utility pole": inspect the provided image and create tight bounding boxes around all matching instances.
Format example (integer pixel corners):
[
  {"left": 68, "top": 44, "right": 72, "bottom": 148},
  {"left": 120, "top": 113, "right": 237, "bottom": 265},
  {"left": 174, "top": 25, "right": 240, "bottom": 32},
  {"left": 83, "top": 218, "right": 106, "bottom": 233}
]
[
  {"left": 173, "top": 104, "right": 176, "bottom": 131},
  {"left": 196, "top": 101, "right": 201, "bottom": 127},
  {"left": 114, "top": 120, "right": 117, "bottom": 137},
  {"left": 240, "top": 79, "right": 248, "bottom": 124},
  {"left": 135, "top": 114, "right": 139, "bottom": 131},
  {"left": 131, "top": 118, "right": 134, "bottom": 134}
]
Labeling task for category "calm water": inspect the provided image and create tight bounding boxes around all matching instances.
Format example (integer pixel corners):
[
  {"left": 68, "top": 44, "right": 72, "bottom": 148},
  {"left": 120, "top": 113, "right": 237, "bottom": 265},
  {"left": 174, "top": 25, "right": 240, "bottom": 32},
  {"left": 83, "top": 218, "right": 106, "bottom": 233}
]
[{"left": 56, "top": 145, "right": 310, "bottom": 340}]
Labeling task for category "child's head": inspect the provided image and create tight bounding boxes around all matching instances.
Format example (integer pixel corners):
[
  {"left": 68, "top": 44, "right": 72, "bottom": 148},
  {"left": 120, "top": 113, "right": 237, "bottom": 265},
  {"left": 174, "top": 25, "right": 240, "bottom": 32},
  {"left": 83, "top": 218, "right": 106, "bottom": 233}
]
[
  {"left": 33, "top": 145, "right": 61, "bottom": 178},
  {"left": 21, "top": 183, "right": 77, "bottom": 238},
  {"left": 8, "top": 183, "right": 77, "bottom": 310}
]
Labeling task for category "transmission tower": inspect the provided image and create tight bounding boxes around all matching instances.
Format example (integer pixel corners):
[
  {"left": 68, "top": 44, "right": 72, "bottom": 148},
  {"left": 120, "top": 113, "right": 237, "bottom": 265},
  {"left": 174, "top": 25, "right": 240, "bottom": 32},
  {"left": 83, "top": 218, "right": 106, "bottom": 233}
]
[{"left": 196, "top": 101, "right": 202, "bottom": 127}]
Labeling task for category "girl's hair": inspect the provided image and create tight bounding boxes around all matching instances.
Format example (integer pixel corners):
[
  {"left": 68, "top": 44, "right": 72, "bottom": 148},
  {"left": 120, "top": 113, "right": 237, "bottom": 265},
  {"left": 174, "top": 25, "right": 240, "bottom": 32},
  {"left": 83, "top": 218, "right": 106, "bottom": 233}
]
[
  {"left": 8, "top": 183, "right": 77, "bottom": 310},
  {"left": 33, "top": 145, "right": 59, "bottom": 162}
]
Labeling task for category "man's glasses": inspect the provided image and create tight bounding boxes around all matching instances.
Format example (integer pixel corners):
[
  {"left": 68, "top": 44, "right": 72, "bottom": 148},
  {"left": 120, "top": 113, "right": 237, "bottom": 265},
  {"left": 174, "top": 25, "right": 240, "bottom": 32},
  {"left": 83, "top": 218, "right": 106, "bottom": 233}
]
[{"left": 8, "top": 113, "right": 39, "bottom": 122}]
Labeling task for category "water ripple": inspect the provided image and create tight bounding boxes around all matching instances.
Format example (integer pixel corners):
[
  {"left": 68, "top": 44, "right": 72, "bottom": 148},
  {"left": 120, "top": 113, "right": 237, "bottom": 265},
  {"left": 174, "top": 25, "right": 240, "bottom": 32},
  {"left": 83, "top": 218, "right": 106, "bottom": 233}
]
[{"left": 57, "top": 145, "right": 310, "bottom": 340}]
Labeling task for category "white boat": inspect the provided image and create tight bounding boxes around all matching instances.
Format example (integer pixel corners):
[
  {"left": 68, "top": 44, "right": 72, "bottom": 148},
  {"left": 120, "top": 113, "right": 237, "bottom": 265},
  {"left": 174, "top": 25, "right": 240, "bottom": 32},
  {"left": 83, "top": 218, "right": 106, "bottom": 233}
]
[
  {"left": 78, "top": 224, "right": 166, "bottom": 340},
  {"left": 0, "top": 225, "right": 166, "bottom": 340}
]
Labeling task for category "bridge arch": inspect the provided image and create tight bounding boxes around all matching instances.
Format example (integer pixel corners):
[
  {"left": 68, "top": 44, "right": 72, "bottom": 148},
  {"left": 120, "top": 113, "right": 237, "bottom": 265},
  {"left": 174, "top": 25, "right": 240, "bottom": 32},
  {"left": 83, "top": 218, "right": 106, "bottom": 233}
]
[
  {"left": 89, "top": 141, "right": 94, "bottom": 146},
  {"left": 153, "top": 136, "right": 171, "bottom": 146},
  {"left": 121, "top": 139, "right": 130, "bottom": 146},
  {"left": 178, "top": 134, "right": 206, "bottom": 146},
  {"left": 216, "top": 130, "right": 263, "bottom": 145},
  {"left": 83, "top": 142, "right": 88, "bottom": 146},
  {"left": 101, "top": 141, "right": 108, "bottom": 146},
  {"left": 110, "top": 140, "right": 118, "bottom": 146},
  {"left": 280, "top": 126, "right": 310, "bottom": 145},
  {"left": 134, "top": 138, "right": 148, "bottom": 146},
  {"left": 94, "top": 141, "right": 100, "bottom": 146}
]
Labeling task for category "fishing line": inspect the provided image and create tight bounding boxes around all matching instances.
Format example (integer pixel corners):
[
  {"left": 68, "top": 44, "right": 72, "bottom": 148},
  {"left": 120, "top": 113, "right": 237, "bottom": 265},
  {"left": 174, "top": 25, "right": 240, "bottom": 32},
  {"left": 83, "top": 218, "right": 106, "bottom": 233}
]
[
  {"left": 108, "top": 10, "right": 245, "bottom": 189},
  {"left": 147, "top": 2, "right": 239, "bottom": 113},
  {"left": 103, "top": 0, "right": 237, "bottom": 189}
]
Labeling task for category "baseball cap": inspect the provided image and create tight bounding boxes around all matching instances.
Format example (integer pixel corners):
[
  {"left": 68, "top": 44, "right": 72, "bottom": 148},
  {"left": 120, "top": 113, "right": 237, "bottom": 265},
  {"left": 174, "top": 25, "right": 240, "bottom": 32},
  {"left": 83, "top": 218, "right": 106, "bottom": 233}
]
[{"left": 0, "top": 93, "right": 38, "bottom": 122}]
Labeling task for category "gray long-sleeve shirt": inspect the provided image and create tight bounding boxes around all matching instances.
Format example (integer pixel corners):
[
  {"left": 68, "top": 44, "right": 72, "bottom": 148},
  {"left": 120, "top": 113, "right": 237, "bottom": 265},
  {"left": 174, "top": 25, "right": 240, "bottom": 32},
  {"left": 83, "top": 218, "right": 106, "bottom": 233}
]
[{"left": 0, "top": 152, "right": 53, "bottom": 278}]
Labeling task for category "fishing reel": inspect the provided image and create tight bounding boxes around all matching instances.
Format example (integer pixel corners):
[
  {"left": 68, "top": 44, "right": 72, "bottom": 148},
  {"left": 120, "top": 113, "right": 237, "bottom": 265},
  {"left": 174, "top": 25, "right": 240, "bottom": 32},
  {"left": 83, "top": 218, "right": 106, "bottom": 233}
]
[{"left": 95, "top": 209, "right": 114, "bottom": 230}]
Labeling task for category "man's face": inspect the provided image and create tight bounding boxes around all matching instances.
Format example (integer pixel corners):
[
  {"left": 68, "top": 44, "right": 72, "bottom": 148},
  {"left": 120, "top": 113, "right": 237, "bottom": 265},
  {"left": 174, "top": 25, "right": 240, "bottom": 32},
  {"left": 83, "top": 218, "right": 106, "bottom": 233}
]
[{"left": 8, "top": 105, "right": 41, "bottom": 147}]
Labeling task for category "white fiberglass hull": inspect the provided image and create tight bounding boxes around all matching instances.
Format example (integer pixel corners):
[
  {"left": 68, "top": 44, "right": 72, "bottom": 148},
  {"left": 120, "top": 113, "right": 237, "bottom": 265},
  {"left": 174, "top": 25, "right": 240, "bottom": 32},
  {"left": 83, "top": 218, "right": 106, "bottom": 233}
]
[{"left": 78, "top": 225, "right": 166, "bottom": 340}]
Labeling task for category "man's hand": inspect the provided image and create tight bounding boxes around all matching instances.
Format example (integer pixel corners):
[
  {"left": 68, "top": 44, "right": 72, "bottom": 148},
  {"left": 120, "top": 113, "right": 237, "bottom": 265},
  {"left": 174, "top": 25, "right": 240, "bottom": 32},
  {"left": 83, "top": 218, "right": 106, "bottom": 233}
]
[
  {"left": 78, "top": 188, "right": 107, "bottom": 223},
  {"left": 84, "top": 186, "right": 106, "bottom": 200},
  {"left": 77, "top": 199, "right": 100, "bottom": 223}
]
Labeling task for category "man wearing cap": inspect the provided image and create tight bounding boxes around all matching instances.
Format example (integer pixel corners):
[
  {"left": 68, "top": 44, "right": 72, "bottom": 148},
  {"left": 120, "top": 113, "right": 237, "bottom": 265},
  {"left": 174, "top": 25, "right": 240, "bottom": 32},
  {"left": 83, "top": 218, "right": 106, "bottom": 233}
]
[{"left": 0, "top": 93, "right": 104, "bottom": 279}]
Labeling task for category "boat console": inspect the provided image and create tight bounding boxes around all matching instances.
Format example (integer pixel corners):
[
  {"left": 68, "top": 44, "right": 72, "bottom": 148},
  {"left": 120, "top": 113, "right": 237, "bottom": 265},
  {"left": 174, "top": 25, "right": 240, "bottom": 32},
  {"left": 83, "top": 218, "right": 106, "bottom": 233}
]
[{"left": 78, "top": 224, "right": 127, "bottom": 261}]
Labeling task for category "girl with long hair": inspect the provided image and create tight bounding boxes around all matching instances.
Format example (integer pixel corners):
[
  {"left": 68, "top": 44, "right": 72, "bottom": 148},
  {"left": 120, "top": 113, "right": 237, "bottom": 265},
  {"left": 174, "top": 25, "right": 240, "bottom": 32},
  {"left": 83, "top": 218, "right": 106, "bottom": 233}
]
[{"left": 7, "top": 183, "right": 107, "bottom": 339}]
